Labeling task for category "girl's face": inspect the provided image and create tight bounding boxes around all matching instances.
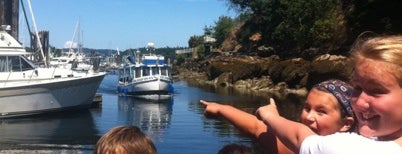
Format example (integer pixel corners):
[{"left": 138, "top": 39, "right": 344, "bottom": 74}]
[
  {"left": 352, "top": 60, "right": 402, "bottom": 140},
  {"left": 301, "top": 88, "right": 349, "bottom": 135}
]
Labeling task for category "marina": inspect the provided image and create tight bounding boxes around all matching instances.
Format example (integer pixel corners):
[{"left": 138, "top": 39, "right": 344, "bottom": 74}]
[
  {"left": 0, "top": 1, "right": 312, "bottom": 153},
  {"left": 0, "top": 74, "right": 299, "bottom": 154}
]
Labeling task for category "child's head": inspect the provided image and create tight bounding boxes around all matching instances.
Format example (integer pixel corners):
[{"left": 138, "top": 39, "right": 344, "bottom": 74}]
[
  {"left": 350, "top": 35, "right": 402, "bottom": 140},
  {"left": 218, "top": 143, "right": 253, "bottom": 154},
  {"left": 300, "top": 79, "right": 355, "bottom": 135},
  {"left": 94, "top": 126, "right": 157, "bottom": 154}
]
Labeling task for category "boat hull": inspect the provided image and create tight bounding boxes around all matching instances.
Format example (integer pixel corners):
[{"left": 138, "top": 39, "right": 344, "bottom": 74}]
[
  {"left": 0, "top": 73, "right": 105, "bottom": 118},
  {"left": 117, "top": 77, "right": 173, "bottom": 96}
]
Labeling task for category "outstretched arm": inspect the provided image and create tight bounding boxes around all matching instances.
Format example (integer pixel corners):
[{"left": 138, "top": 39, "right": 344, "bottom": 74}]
[
  {"left": 200, "top": 100, "right": 294, "bottom": 154},
  {"left": 200, "top": 100, "right": 267, "bottom": 138},
  {"left": 256, "top": 98, "right": 315, "bottom": 153}
]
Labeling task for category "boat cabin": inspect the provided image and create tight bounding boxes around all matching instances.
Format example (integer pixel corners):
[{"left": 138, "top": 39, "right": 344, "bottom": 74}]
[
  {"left": 118, "top": 64, "right": 171, "bottom": 84},
  {"left": 118, "top": 55, "right": 172, "bottom": 84},
  {"left": 0, "top": 55, "right": 35, "bottom": 72}
]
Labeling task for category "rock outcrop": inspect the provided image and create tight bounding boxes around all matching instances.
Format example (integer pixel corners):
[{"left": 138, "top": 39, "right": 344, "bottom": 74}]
[{"left": 175, "top": 53, "right": 353, "bottom": 99}]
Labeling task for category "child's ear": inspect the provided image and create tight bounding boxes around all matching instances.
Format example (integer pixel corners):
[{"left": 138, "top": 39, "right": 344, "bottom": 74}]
[{"left": 339, "top": 117, "right": 355, "bottom": 132}]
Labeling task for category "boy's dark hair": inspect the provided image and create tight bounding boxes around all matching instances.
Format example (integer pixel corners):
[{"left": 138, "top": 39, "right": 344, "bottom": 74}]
[{"left": 218, "top": 143, "right": 253, "bottom": 154}]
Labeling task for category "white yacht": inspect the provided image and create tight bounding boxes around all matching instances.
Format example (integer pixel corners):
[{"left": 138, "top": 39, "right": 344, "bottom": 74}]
[
  {"left": 49, "top": 49, "right": 93, "bottom": 71},
  {"left": 0, "top": 27, "right": 106, "bottom": 118}
]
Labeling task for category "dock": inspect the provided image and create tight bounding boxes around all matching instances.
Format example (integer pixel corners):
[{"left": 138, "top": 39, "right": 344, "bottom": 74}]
[{"left": 92, "top": 93, "right": 102, "bottom": 105}]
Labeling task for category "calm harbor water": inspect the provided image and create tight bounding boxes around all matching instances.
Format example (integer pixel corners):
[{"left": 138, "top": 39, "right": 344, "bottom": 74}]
[{"left": 0, "top": 74, "right": 304, "bottom": 154}]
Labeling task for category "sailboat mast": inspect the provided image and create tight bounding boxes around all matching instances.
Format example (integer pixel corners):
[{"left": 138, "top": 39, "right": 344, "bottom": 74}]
[
  {"left": 69, "top": 19, "right": 80, "bottom": 54},
  {"left": 26, "top": 0, "right": 47, "bottom": 67}
]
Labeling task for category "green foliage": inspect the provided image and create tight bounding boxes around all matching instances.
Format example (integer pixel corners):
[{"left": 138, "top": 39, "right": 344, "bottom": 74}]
[
  {"left": 52, "top": 48, "right": 62, "bottom": 57},
  {"left": 271, "top": 0, "right": 342, "bottom": 51},
  {"left": 203, "top": 25, "right": 214, "bottom": 36},
  {"left": 228, "top": 0, "right": 286, "bottom": 48},
  {"left": 235, "top": 12, "right": 252, "bottom": 24},
  {"left": 223, "top": 0, "right": 402, "bottom": 56},
  {"left": 344, "top": 0, "right": 402, "bottom": 38},
  {"left": 176, "top": 54, "right": 185, "bottom": 65},
  {"left": 196, "top": 44, "right": 205, "bottom": 58},
  {"left": 188, "top": 35, "right": 204, "bottom": 48},
  {"left": 213, "top": 16, "right": 235, "bottom": 47}
]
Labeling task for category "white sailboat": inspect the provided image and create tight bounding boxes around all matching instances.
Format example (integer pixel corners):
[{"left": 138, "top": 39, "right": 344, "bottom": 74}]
[{"left": 49, "top": 19, "right": 93, "bottom": 71}]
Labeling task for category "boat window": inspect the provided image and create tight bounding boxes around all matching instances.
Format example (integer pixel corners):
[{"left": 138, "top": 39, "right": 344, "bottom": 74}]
[
  {"left": 0, "top": 56, "right": 11, "bottom": 72},
  {"left": 119, "top": 68, "right": 129, "bottom": 83},
  {"left": 152, "top": 67, "right": 159, "bottom": 75},
  {"left": 143, "top": 67, "right": 150, "bottom": 76},
  {"left": 19, "top": 56, "right": 34, "bottom": 71},
  {"left": 10, "top": 56, "right": 21, "bottom": 71},
  {"left": 0, "top": 56, "right": 34, "bottom": 72},
  {"left": 161, "top": 67, "right": 167, "bottom": 75},
  {"left": 129, "top": 67, "right": 134, "bottom": 79},
  {"left": 135, "top": 67, "right": 141, "bottom": 78}
]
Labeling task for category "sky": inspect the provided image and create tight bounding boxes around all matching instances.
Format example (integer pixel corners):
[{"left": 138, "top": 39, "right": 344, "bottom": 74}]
[{"left": 19, "top": 0, "right": 236, "bottom": 50}]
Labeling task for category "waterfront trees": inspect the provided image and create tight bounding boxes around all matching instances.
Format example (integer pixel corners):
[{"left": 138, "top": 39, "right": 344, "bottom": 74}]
[{"left": 199, "top": 0, "right": 402, "bottom": 57}]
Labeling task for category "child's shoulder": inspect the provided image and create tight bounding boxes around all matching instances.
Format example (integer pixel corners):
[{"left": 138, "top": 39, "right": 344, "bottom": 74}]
[{"left": 302, "top": 133, "right": 401, "bottom": 154}]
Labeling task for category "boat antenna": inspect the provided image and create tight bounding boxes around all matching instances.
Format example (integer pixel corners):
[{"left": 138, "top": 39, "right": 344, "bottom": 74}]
[
  {"left": 19, "top": 0, "right": 33, "bottom": 45},
  {"left": 26, "top": 0, "right": 47, "bottom": 67},
  {"left": 69, "top": 19, "right": 80, "bottom": 54}
]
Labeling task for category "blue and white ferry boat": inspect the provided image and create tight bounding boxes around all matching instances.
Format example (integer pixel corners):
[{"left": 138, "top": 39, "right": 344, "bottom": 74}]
[{"left": 117, "top": 49, "right": 174, "bottom": 99}]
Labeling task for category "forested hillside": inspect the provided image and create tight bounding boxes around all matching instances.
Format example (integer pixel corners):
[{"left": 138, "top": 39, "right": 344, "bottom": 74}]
[{"left": 196, "top": 0, "right": 402, "bottom": 59}]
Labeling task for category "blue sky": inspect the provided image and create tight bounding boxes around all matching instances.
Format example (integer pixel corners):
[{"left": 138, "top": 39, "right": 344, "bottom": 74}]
[{"left": 19, "top": 0, "right": 236, "bottom": 50}]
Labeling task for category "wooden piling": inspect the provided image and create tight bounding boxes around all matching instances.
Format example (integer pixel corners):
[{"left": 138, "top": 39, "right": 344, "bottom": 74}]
[
  {"left": 0, "top": 0, "right": 20, "bottom": 38},
  {"left": 92, "top": 93, "right": 102, "bottom": 105}
]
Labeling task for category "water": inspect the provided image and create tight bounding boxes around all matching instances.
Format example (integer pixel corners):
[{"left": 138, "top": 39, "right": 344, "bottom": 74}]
[{"left": 0, "top": 74, "right": 304, "bottom": 154}]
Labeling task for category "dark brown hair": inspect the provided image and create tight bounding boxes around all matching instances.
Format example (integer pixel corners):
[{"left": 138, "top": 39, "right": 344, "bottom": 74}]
[
  {"left": 94, "top": 126, "right": 157, "bottom": 154},
  {"left": 218, "top": 143, "right": 253, "bottom": 154}
]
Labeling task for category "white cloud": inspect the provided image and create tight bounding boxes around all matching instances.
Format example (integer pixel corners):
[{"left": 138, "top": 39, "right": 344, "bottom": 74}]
[{"left": 64, "top": 41, "right": 78, "bottom": 48}]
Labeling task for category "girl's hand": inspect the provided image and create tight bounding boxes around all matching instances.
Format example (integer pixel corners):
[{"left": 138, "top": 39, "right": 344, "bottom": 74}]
[
  {"left": 200, "top": 100, "right": 223, "bottom": 118},
  {"left": 255, "top": 98, "right": 280, "bottom": 121}
]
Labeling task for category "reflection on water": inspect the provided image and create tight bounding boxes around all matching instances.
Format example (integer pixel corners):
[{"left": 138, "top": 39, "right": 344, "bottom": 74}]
[
  {"left": 117, "top": 96, "right": 173, "bottom": 139},
  {"left": 0, "top": 110, "right": 98, "bottom": 151},
  {"left": 0, "top": 75, "right": 306, "bottom": 154},
  {"left": 192, "top": 83, "right": 305, "bottom": 122}
]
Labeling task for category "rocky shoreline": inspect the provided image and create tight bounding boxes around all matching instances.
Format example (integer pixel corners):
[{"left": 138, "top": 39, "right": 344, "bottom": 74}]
[{"left": 174, "top": 53, "right": 353, "bottom": 99}]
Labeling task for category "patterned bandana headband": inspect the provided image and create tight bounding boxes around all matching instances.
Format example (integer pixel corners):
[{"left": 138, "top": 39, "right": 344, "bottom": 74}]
[{"left": 314, "top": 79, "right": 354, "bottom": 117}]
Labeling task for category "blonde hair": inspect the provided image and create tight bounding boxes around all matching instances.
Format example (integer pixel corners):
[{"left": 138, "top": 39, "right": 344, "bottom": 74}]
[
  {"left": 94, "top": 126, "right": 157, "bottom": 154},
  {"left": 350, "top": 35, "right": 402, "bottom": 85}
]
